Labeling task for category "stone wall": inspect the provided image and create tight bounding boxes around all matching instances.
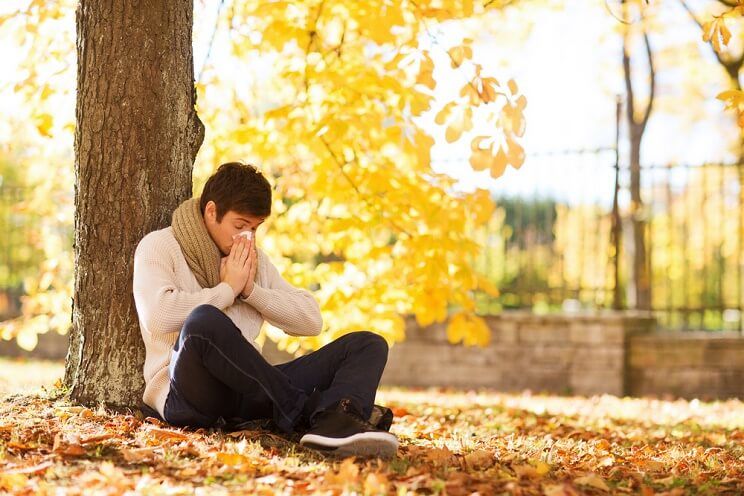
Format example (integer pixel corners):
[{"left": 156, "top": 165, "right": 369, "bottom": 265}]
[
  {"left": 379, "top": 312, "right": 655, "bottom": 397},
  {"left": 0, "top": 330, "right": 69, "bottom": 360},
  {"left": 628, "top": 332, "right": 744, "bottom": 399}
]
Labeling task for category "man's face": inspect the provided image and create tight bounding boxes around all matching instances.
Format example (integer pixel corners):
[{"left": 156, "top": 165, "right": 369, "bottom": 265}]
[{"left": 203, "top": 200, "right": 266, "bottom": 256}]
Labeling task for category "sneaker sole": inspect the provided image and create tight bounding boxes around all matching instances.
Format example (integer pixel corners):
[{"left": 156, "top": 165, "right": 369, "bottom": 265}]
[{"left": 299, "top": 431, "right": 399, "bottom": 459}]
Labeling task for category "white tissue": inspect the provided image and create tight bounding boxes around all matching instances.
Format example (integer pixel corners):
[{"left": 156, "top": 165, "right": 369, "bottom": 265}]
[{"left": 234, "top": 230, "right": 253, "bottom": 240}]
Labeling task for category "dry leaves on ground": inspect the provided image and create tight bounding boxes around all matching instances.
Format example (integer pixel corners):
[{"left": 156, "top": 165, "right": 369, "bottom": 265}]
[{"left": 0, "top": 380, "right": 743, "bottom": 494}]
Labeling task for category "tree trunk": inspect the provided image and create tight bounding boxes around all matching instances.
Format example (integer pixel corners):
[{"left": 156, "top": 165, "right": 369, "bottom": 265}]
[
  {"left": 628, "top": 125, "right": 650, "bottom": 309},
  {"left": 66, "top": 0, "right": 204, "bottom": 410},
  {"left": 621, "top": 5, "right": 655, "bottom": 311}
]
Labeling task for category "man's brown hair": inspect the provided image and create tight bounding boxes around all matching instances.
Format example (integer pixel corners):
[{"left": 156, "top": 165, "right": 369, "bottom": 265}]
[{"left": 199, "top": 162, "right": 271, "bottom": 222}]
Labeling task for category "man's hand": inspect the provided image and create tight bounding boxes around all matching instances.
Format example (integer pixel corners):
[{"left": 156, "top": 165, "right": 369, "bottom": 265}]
[
  {"left": 220, "top": 235, "right": 252, "bottom": 298},
  {"left": 239, "top": 238, "right": 258, "bottom": 299}
]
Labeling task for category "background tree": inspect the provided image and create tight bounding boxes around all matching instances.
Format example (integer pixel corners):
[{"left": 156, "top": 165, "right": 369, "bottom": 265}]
[{"left": 617, "top": 0, "right": 657, "bottom": 310}]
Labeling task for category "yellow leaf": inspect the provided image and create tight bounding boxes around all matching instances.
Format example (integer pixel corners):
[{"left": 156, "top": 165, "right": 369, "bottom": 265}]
[
  {"left": 480, "top": 78, "right": 500, "bottom": 103},
  {"left": 469, "top": 148, "right": 492, "bottom": 172},
  {"left": 460, "top": 82, "right": 481, "bottom": 105},
  {"left": 416, "top": 52, "right": 436, "bottom": 91},
  {"left": 448, "top": 45, "right": 472, "bottom": 68},
  {"left": 434, "top": 102, "right": 456, "bottom": 125},
  {"left": 516, "top": 94, "right": 527, "bottom": 110},
  {"left": 410, "top": 91, "right": 433, "bottom": 116},
  {"left": 508, "top": 105, "right": 526, "bottom": 136},
  {"left": 507, "top": 78, "right": 518, "bottom": 95},
  {"left": 34, "top": 113, "right": 53, "bottom": 137},
  {"left": 717, "top": 89, "right": 744, "bottom": 107},
  {"left": 490, "top": 146, "right": 509, "bottom": 179},
  {"left": 476, "top": 274, "right": 500, "bottom": 297},
  {"left": 471, "top": 135, "right": 490, "bottom": 151},
  {"left": 0, "top": 473, "right": 28, "bottom": 492},
  {"left": 216, "top": 452, "right": 251, "bottom": 466},
  {"left": 445, "top": 124, "right": 461, "bottom": 143},
  {"left": 469, "top": 187, "right": 495, "bottom": 225},
  {"left": 446, "top": 311, "right": 490, "bottom": 346},
  {"left": 414, "top": 131, "right": 434, "bottom": 169},
  {"left": 40, "top": 85, "right": 54, "bottom": 101},
  {"left": 720, "top": 20, "right": 731, "bottom": 45},
  {"left": 535, "top": 460, "right": 551, "bottom": 475},
  {"left": 702, "top": 21, "right": 714, "bottom": 42},
  {"left": 506, "top": 135, "right": 525, "bottom": 169}
]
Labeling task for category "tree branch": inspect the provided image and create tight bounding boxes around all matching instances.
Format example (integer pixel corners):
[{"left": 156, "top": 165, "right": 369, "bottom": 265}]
[
  {"left": 197, "top": 0, "right": 227, "bottom": 84},
  {"left": 319, "top": 136, "right": 413, "bottom": 238},
  {"left": 622, "top": 28, "right": 635, "bottom": 127},
  {"left": 678, "top": 0, "right": 743, "bottom": 86},
  {"left": 640, "top": 29, "right": 656, "bottom": 134}
]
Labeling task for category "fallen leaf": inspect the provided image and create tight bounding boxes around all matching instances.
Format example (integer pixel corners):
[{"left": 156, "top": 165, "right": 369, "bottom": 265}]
[
  {"left": 120, "top": 446, "right": 157, "bottom": 463},
  {"left": 363, "top": 472, "right": 389, "bottom": 495},
  {"left": 543, "top": 483, "right": 580, "bottom": 496},
  {"left": 0, "top": 473, "right": 28, "bottom": 492},
  {"left": 144, "top": 427, "right": 190, "bottom": 441},
  {"left": 391, "top": 406, "right": 409, "bottom": 417},
  {"left": 425, "top": 446, "right": 456, "bottom": 467},
  {"left": 464, "top": 449, "right": 495, "bottom": 469},
  {"left": 52, "top": 432, "right": 86, "bottom": 456},
  {"left": 574, "top": 473, "right": 610, "bottom": 491},
  {"left": 81, "top": 433, "right": 115, "bottom": 444},
  {"left": 513, "top": 463, "right": 540, "bottom": 479},
  {"left": 324, "top": 458, "right": 360, "bottom": 488},
  {"left": 640, "top": 459, "right": 666, "bottom": 472},
  {"left": 216, "top": 452, "right": 252, "bottom": 467},
  {"left": 3, "top": 460, "right": 54, "bottom": 475},
  {"left": 5, "top": 441, "right": 35, "bottom": 452}
]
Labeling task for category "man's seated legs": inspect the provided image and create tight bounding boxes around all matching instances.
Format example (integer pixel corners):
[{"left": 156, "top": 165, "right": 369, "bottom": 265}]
[
  {"left": 273, "top": 331, "right": 389, "bottom": 424},
  {"left": 165, "top": 304, "right": 308, "bottom": 433},
  {"left": 166, "top": 305, "right": 397, "bottom": 456}
]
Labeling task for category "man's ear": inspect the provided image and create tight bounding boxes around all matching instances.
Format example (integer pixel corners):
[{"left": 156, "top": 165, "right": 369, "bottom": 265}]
[{"left": 205, "top": 201, "right": 214, "bottom": 223}]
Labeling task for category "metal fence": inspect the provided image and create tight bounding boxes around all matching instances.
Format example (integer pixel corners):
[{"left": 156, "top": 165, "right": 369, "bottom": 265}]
[{"left": 451, "top": 148, "right": 744, "bottom": 332}]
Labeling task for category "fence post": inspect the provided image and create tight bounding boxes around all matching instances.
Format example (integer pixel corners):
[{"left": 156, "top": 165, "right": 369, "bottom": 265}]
[{"left": 612, "top": 96, "right": 623, "bottom": 310}]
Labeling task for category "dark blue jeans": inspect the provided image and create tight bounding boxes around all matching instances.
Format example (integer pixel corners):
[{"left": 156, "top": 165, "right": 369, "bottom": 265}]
[{"left": 163, "top": 304, "right": 389, "bottom": 434}]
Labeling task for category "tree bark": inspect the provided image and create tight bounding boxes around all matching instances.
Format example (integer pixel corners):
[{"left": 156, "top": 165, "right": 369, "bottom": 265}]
[{"left": 66, "top": 0, "right": 204, "bottom": 409}]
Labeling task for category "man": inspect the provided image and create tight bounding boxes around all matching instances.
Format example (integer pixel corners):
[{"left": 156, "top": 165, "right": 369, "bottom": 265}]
[{"left": 133, "top": 162, "right": 398, "bottom": 458}]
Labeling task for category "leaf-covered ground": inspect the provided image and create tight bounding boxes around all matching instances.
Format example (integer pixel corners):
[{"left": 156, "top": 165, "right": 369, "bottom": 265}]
[{"left": 0, "top": 357, "right": 743, "bottom": 495}]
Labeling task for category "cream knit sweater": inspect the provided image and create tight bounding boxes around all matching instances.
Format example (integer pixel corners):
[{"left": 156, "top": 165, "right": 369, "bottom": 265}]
[{"left": 133, "top": 226, "right": 323, "bottom": 419}]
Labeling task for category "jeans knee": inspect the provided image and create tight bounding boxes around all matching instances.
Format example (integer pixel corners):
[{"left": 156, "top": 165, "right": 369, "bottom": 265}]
[
  {"left": 350, "top": 331, "right": 388, "bottom": 357},
  {"left": 182, "top": 304, "right": 225, "bottom": 338}
]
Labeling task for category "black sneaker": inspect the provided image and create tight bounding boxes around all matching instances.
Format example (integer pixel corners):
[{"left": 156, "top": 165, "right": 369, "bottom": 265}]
[
  {"left": 368, "top": 404, "right": 394, "bottom": 431},
  {"left": 299, "top": 398, "right": 398, "bottom": 458}
]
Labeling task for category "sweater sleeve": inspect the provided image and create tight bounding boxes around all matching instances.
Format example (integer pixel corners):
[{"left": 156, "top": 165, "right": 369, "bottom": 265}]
[
  {"left": 133, "top": 235, "right": 235, "bottom": 334},
  {"left": 239, "top": 249, "right": 323, "bottom": 337}
]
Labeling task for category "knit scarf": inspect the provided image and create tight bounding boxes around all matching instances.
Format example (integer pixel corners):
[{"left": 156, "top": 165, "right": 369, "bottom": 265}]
[{"left": 171, "top": 196, "right": 231, "bottom": 290}]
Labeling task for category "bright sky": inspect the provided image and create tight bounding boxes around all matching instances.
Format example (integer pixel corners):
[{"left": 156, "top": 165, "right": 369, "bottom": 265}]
[
  {"left": 414, "top": 0, "right": 739, "bottom": 206},
  {"left": 1, "top": 0, "right": 740, "bottom": 208}
]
